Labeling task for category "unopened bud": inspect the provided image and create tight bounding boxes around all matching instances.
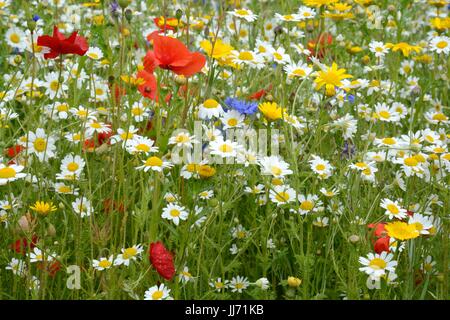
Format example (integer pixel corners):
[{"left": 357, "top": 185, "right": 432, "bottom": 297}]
[
  {"left": 287, "top": 276, "right": 302, "bottom": 288},
  {"left": 174, "top": 75, "right": 187, "bottom": 85},
  {"left": 47, "top": 223, "right": 56, "bottom": 237},
  {"left": 176, "top": 9, "right": 183, "bottom": 20},
  {"left": 118, "top": 0, "right": 130, "bottom": 9},
  {"left": 125, "top": 9, "right": 133, "bottom": 22},
  {"left": 27, "top": 19, "right": 36, "bottom": 32},
  {"left": 348, "top": 235, "right": 360, "bottom": 243}
]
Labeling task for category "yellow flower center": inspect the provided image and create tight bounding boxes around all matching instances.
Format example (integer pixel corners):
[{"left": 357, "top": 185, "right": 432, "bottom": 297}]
[
  {"left": 67, "top": 162, "right": 79, "bottom": 172},
  {"left": 57, "top": 104, "right": 69, "bottom": 112},
  {"left": 227, "top": 118, "right": 238, "bottom": 127},
  {"left": 120, "top": 132, "right": 134, "bottom": 140},
  {"left": 145, "top": 156, "right": 163, "bottom": 167},
  {"left": 238, "top": 51, "right": 254, "bottom": 61},
  {"left": 236, "top": 9, "right": 249, "bottom": 16},
  {"left": 378, "top": 110, "right": 390, "bottom": 119},
  {"left": 369, "top": 258, "right": 387, "bottom": 270},
  {"left": 152, "top": 290, "right": 164, "bottom": 300},
  {"left": 436, "top": 41, "right": 448, "bottom": 49},
  {"left": 175, "top": 134, "right": 190, "bottom": 143},
  {"left": 404, "top": 157, "right": 418, "bottom": 167},
  {"left": 219, "top": 144, "right": 233, "bottom": 153},
  {"left": 50, "top": 81, "right": 60, "bottom": 91},
  {"left": 0, "top": 167, "right": 16, "bottom": 179},
  {"left": 382, "top": 137, "right": 396, "bottom": 145},
  {"left": 123, "top": 247, "right": 137, "bottom": 259},
  {"left": 432, "top": 113, "right": 448, "bottom": 121},
  {"left": 274, "top": 52, "right": 283, "bottom": 61},
  {"left": 98, "top": 260, "right": 111, "bottom": 268},
  {"left": 275, "top": 192, "right": 290, "bottom": 202},
  {"left": 170, "top": 209, "right": 180, "bottom": 217},
  {"left": 10, "top": 33, "right": 20, "bottom": 44},
  {"left": 136, "top": 144, "right": 150, "bottom": 152},
  {"left": 33, "top": 138, "right": 47, "bottom": 152},
  {"left": 293, "top": 69, "right": 306, "bottom": 77},
  {"left": 58, "top": 185, "right": 72, "bottom": 193},
  {"left": 300, "top": 200, "right": 314, "bottom": 211},
  {"left": 315, "top": 164, "right": 326, "bottom": 171},
  {"left": 132, "top": 107, "right": 143, "bottom": 116},
  {"left": 90, "top": 122, "right": 102, "bottom": 129},
  {"left": 203, "top": 99, "right": 219, "bottom": 109},
  {"left": 387, "top": 204, "right": 399, "bottom": 214},
  {"left": 412, "top": 222, "right": 423, "bottom": 231},
  {"left": 95, "top": 88, "right": 104, "bottom": 96}
]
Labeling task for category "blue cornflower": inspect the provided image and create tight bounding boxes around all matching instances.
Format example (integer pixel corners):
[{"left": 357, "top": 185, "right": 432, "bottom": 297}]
[
  {"left": 32, "top": 14, "right": 40, "bottom": 22},
  {"left": 224, "top": 97, "right": 258, "bottom": 115}
]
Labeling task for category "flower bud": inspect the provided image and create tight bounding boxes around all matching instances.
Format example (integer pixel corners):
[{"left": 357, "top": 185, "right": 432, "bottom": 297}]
[
  {"left": 348, "top": 234, "right": 360, "bottom": 243},
  {"left": 287, "top": 276, "right": 302, "bottom": 288},
  {"left": 118, "top": 0, "right": 130, "bottom": 9},
  {"left": 176, "top": 9, "right": 183, "bottom": 20},
  {"left": 47, "top": 223, "right": 56, "bottom": 237},
  {"left": 125, "top": 9, "right": 133, "bottom": 23},
  {"left": 174, "top": 75, "right": 187, "bottom": 85}
]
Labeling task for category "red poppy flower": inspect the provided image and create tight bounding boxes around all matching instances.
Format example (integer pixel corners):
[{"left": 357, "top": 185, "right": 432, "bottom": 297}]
[
  {"left": 48, "top": 261, "right": 62, "bottom": 277},
  {"left": 368, "top": 222, "right": 387, "bottom": 238},
  {"left": 97, "top": 124, "right": 113, "bottom": 145},
  {"left": 137, "top": 70, "right": 158, "bottom": 100},
  {"left": 146, "top": 32, "right": 206, "bottom": 77},
  {"left": 374, "top": 236, "right": 390, "bottom": 254},
  {"left": 5, "top": 145, "right": 24, "bottom": 158},
  {"left": 37, "top": 26, "right": 89, "bottom": 59},
  {"left": 249, "top": 84, "right": 273, "bottom": 100},
  {"left": 103, "top": 198, "right": 126, "bottom": 214},
  {"left": 307, "top": 33, "right": 333, "bottom": 60},
  {"left": 149, "top": 241, "right": 175, "bottom": 280},
  {"left": 11, "top": 235, "right": 39, "bottom": 255}
]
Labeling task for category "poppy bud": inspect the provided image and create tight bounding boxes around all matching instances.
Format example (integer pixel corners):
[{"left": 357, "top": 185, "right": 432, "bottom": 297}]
[
  {"left": 175, "top": 75, "right": 187, "bottom": 85},
  {"left": 47, "top": 223, "right": 56, "bottom": 237},
  {"left": 274, "top": 25, "right": 283, "bottom": 37},
  {"left": 18, "top": 215, "right": 31, "bottom": 232},
  {"left": 118, "top": 0, "right": 130, "bottom": 9},
  {"left": 348, "top": 235, "right": 360, "bottom": 243},
  {"left": 125, "top": 9, "right": 133, "bottom": 23},
  {"left": 265, "top": 94, "right": 274, "bottom": 102},
  {"left": 176, "top": 9, "right": 183, "bottom": 20},
  {"left": 149, "top": 242, "right": 175, "bottom": 280},
  {"left": 27, "top": 19, "right": 36, "bottom": 32}
]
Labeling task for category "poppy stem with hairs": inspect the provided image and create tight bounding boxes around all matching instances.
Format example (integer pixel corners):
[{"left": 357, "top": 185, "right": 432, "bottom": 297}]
[{"left": 149, "top": 171, "right": 161, "bottom": 242}]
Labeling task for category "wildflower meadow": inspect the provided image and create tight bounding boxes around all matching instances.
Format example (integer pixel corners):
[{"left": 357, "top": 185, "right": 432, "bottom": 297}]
[{"left": 0, "top": 0, "right": 449, "bottom": 301}]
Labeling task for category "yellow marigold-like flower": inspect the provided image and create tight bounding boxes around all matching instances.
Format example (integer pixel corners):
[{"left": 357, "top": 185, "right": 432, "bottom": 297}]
[
  {"left": 198, "top": 165, "right": 216, "bottom": 178},
  {"left": 303, "top": 0, "right": 338, "bottom": 8},
  {"left": 121, "top": 75, "right": 145, "bottom": 86},
  {"left": 30, "top": 201, "right": 57, "bottom": 216},
  {"left": 385, "top": 221, "right": 420, "bottom": 241},
  {"left": 430, "top": 17, "right": 450, "bottom": 31},
  {"left": 258, "top": 102, "right": 284, "bottom": 121},
  {"left": 354, "top": 0, "right": 372, "bottom": 6},
  {"left": 200, "top": 39, "right": 234, "bottom": 59},
  {"left": 428, "top": 0, "right": 447, "bottom": 8},
  {"left": 414, "top": 54, "right": 432, "bottom": 64},
  {"left": 328, "top": 2, "right": 352, "bottom": 11},
  {"left": 314, "top": 62, "right": 352, "bottom": 96},
  {"left": 385, "top": 42, "right": 422, "bottom": 57}
]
